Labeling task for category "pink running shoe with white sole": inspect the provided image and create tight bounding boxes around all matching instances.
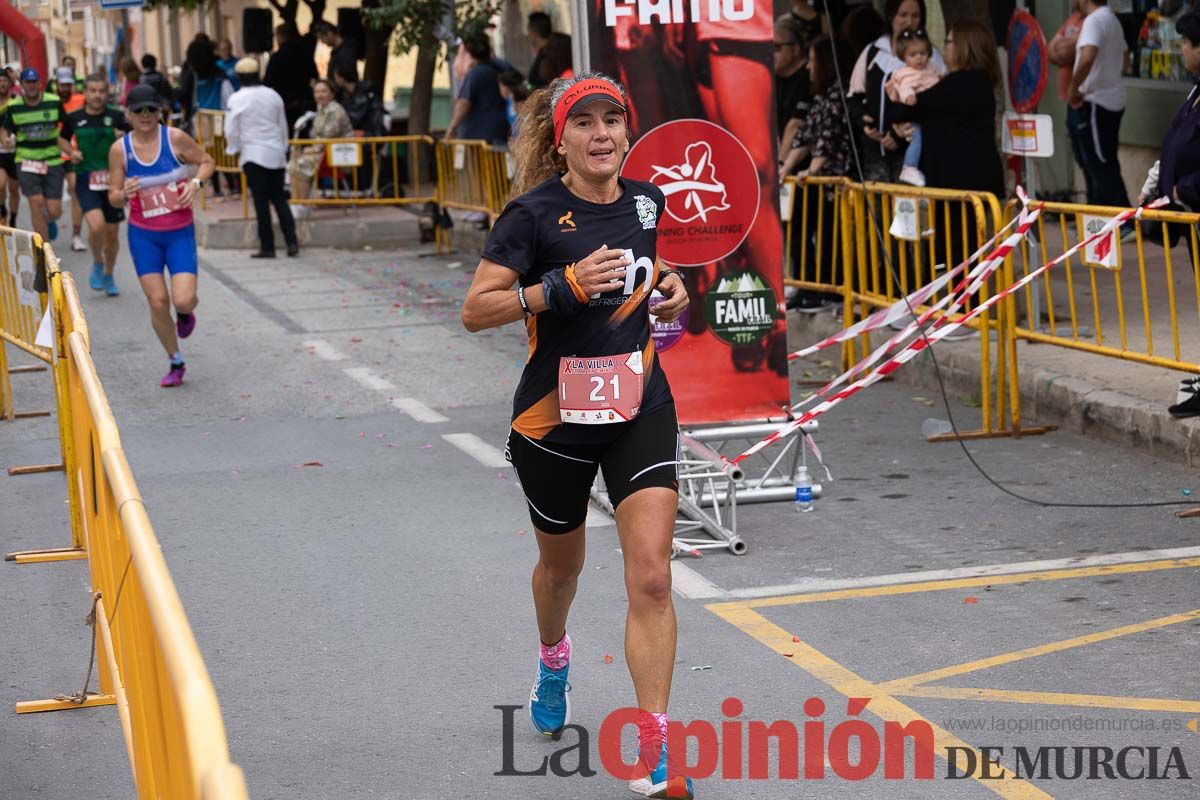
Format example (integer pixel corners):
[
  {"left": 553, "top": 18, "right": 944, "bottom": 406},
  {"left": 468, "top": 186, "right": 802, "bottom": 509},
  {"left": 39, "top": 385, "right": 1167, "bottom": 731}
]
[
  {"left": 161, "top": 363, "right": 186, "bottom": 388},
  {"left": 176, "top": 312, "right": 196, "bottom": 339}
]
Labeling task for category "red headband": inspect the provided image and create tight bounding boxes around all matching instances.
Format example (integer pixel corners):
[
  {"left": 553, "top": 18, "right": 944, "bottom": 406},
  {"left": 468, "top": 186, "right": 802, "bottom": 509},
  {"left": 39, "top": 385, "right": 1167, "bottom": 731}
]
[{"left": 552, "top": 79, "right": 627, "bottom": 148}]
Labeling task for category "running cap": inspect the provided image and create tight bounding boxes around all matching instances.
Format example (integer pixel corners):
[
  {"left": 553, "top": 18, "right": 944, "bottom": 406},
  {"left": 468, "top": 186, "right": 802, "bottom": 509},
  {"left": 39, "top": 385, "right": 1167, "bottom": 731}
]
[
  {"left": 234, "top": 57, "right": 259, "bottom": 75},
  {"left": 19, "top": 67, "right": 39, "bottom": 83},
  {"left": 55, "top": 66, "right": 74, "bottom": 86},
  {"left": 552, "top": 78, "right": 626, "bottom": 148},
  {"left": 125, "top": 84, "right": 161, "bottom": 111}
]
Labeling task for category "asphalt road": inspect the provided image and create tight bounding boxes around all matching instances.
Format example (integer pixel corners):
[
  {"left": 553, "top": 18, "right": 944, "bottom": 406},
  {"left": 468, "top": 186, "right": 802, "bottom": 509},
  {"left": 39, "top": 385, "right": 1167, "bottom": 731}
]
[{"left": 1, "top": 215, "right": 1198, "bottom": 799}]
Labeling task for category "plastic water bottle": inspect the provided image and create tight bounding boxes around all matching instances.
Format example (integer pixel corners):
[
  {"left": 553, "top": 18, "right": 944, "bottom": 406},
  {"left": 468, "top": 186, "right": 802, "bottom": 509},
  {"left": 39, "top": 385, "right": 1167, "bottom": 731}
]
[{"left": 794, "top": 466, "right": 814, "bottom": 513}]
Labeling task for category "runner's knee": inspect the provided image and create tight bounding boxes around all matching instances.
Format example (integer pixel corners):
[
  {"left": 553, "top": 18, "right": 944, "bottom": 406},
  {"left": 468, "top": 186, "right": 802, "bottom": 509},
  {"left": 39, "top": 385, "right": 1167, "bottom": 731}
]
[{"left": 626, "top": 566, "right": 672, "bottom": 605}]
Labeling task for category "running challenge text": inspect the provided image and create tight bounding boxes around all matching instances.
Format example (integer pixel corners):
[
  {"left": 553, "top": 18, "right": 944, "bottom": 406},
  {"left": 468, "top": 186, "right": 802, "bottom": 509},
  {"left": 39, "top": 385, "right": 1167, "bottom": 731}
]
[{"left": 603, "top": 0, "right": 757, "bottom": 26}]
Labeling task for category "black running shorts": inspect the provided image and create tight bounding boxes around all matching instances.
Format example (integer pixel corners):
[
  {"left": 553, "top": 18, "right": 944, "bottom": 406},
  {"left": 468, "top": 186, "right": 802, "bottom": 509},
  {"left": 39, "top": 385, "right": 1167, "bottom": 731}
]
[{"left": 506, "top": 404, "right": 680, "bottom": 535}]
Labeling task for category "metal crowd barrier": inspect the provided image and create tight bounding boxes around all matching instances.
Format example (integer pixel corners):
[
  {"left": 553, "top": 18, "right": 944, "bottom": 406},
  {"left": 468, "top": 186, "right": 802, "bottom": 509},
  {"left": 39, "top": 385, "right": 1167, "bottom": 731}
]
[
  {"left": 434, "top": 139, "right": 513, "bottom": 252},
  {"left": 1004, "top": 198, "right": 1200, "bottom": 374},
  {"left": 193, "top": 110, "right": 250, "bottom": 219},
  {"left": 287, "top": 134, "right": 437, "bottom": 209},
  {"left": 0, "top": 225, "right": 51, "bottom": 422},
  {"left": 7, "top": 247, "right": 249, "bottom": 799},
  {"left": 840, "top": 181, "right": 1046, "bottom": 441}
]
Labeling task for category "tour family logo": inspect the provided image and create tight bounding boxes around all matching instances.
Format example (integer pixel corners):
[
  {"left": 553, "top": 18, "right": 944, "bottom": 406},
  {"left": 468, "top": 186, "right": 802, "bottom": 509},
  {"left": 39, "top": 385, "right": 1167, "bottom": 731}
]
[
  {"left": 705, "top": 270, "right": 777, "bottom": 346},
  {"left": 623, "top": 119, "right": 760, "bottom": 266}
]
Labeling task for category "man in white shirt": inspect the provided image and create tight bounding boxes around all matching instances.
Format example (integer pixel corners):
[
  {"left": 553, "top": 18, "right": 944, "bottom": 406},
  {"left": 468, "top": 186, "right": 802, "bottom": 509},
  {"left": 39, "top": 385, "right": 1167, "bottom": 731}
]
[
  {"left": 225, "top": 57, "right": 299, "bottom": 258},
  {"left": 1067, "top": 0, "right": 1131, "bottom": 206}
]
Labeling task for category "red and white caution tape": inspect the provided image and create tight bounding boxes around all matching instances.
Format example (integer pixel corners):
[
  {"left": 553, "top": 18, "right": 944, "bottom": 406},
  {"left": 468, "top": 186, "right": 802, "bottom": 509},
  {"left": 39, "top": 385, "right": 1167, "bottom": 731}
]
[
  {"left": 790, "top": 203, "right": 1042, "bottom": 415},
  {"left": 732, "top": 196, "right": 1163, "bottom": 466},
  {"left": 787, "top": 208, "right": 1027, "bottom": 361}
]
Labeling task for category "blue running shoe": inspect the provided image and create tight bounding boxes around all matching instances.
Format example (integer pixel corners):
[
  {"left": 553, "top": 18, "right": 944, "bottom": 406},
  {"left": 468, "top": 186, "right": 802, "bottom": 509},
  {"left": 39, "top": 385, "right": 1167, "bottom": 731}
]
[
  {"left": 89, "top": 262, "right": 104, "bottom": 290},
  {"left": 529, "top": 659, "right": 571, "bottom": 738},
  {"left": 630, "top": 743, "right": 694, "bottom": 799},
  {"left": 47, "top": 220, "right": 57, "bottom": 242},
  {"left": 102, "top": 273, "right": 119, "bottom": 297}
]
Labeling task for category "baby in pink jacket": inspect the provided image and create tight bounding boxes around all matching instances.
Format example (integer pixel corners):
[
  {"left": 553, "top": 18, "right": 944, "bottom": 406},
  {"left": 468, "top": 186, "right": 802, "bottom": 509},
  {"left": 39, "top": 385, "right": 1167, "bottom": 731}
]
[{"left": 885, "top": 30, "right": 941, "bottom": 187}]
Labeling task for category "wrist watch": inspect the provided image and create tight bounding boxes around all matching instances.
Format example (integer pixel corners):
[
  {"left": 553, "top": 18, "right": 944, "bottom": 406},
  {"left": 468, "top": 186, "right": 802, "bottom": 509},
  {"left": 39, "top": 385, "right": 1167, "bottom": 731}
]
[{"left": 190, "top": 178, "right": 202, "bottom": 189}]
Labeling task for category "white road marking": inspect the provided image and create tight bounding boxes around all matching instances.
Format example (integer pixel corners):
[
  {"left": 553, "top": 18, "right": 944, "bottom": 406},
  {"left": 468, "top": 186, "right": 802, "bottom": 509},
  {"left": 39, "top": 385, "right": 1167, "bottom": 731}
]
[
  {"left": 586, "top": 507, "right": 614, "bottom": 528},
  {"left": 393, "top": 397, "right": 449, "bottom": 424},
  {"left": 725, "top": 545, "right": 1200, "bottom": 600},
  {"left": 671, "top": 562, "right": 732, "bottom": 600},
  {"left": 303, "top": 339, "right": 348, "bottom": 361},
  {"left": 442, "top": 433, "right": 508, "bottom": 467},
  {"left": 343, "top": 366, "right": 395, "bottom": 392}
]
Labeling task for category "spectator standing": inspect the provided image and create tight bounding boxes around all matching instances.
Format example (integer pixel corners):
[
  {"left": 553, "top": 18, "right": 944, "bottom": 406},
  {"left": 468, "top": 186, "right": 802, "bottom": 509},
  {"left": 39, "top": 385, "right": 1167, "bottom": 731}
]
[
  {"left": 498, "top": 70, "right": 530, "bottom": 139},
  {"left": 536, "top": 33, "right": 575, "bottom": 85},
  {"left": 216, "top": 40, "right": 241, "bottom": 90},
  {"left": 288, "top": 78, "right": 352, "bottom": 219},
  {"left": 118, "top": 58, "right": 141, "bottom": 107},
  {"left": 788, "top": 0, "right": 829, "bottom": 43},
  {"left": 1048, "top": 1, "right": 1085, "bottom": 101},
  {"left": 313, "top": 20, "right": 359, "bottom": 85},
  {"left": 847, "top": 0, "right": 945, "bottom": 182},
  {"left": 774, "top": 14, "right": 812, "bottom": 172},
  {"left": 444, "top": 33, "right": 514, "bottom": 145},
  {"left": 264, "top": 24, "right": 320, "bottom": 132},
  {"left": 886, "top": 29, "right": 941, "bottom": 186},
  {"left": 1067, "top": 0, "right": 1130, "bottom": 207},
  {"left": 526, "top": 12, "right": 554, "bottom": 88},
  {"left": 139, "top": 54, "right": 175, "bottom": 109},
  {"left": 225, "top": 58, "right": 298, "bottom": 259},
  {"left": 786, "top": 35, "right": 854, "bottom": 313},
  {"left": 333, "top": 64, "right": 385, "bottom": 136}
]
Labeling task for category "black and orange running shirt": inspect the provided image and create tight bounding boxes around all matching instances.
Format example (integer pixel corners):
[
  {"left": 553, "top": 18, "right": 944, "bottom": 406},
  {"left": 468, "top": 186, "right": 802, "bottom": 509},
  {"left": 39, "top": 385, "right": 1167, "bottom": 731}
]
[{"left": 483, "top": 175, "right": 673, "bottom": 444}]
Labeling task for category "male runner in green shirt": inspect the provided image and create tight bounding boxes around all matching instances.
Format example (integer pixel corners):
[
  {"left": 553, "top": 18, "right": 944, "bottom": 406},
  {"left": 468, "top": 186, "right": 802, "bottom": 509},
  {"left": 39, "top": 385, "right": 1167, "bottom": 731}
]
[
  {"left": 66, "top": 73, "right": 129, "bottom": 295},
  {"left": 0, "top": 67, "right": 71, "bottom": 243}
]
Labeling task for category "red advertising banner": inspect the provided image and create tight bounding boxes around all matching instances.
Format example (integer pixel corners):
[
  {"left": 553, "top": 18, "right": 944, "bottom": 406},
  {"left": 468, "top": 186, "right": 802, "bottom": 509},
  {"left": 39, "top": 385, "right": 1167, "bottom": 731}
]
[{"left": 581, "top": 0, "right": 790, "bottom": 425}]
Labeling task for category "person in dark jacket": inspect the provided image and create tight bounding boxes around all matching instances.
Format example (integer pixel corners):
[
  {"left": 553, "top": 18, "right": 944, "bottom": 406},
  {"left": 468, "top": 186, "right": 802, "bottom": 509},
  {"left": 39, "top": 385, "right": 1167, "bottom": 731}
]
[
  {"left": 889, "top": 20, "right": 1004, "bottom": 198},
  {"left": 313, "top": 20, "right": 359, "bottom": 84},
  {"left": 444, "top": 33, "right": 513, "bottom": 145},
  {"left": 333, "top": 64, "right": 385, "bottom": 136},
  {"left": 1143, "top": 13, "right": 1200, "bottom": 417},
  {"left": 264, "top": 24, "right": 319, "bottom": 132},
  {"left": 139, "top": 54, "right": 174, "bottom": 108}
]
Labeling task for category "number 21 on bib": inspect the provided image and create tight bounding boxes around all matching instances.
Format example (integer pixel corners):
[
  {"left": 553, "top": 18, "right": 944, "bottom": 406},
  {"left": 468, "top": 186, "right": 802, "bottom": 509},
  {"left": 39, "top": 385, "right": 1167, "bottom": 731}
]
[{"left": 558, "top": 351, "right": 644, "bottom": 424}]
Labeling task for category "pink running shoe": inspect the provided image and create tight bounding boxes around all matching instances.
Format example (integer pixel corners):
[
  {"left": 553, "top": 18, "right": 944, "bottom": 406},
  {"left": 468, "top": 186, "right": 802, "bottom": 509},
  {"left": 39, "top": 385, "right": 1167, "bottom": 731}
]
[
  {"left": 160, "top": 363, "right": 186, "bottom": 388},
  {"left": 176, "top": 312, "right": 196, "bottom": 339}
]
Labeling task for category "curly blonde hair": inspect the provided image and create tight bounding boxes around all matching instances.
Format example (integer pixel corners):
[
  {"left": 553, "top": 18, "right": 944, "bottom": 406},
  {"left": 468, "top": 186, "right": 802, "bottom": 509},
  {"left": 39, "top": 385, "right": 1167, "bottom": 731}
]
[{"left": 509, "top": 71, "right": 630, "bottom": 199}]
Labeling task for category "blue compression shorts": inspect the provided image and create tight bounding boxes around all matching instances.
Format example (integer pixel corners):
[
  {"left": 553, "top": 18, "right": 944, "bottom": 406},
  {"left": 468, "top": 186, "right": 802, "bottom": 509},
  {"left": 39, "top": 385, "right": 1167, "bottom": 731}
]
[{"left": 127, "top": 225, "right": 198, "bottom": 277}]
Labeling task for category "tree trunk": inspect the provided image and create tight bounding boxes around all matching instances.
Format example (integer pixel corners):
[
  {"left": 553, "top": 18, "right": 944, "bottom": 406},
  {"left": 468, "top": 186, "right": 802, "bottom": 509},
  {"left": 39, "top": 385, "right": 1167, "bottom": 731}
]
[
  {"left": 361, "top": 0, "right": 390, "bottom": 96},
  {"left": 409, "top": 30, "right": 438, "bottom": 137}
]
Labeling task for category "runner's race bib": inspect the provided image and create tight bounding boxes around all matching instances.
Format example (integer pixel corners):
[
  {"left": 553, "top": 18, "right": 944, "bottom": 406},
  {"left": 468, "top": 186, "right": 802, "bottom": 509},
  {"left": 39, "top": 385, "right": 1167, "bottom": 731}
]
[
  {"left": 558, "top": 351, "right": 643, "bottom": 424},
  {"left": 20, "top": 160, "right": 48, "bottom": 175},
  {"left": 138, "top": 181, "right": 181, "bottom": 218},
  {"left": 88, "top": 171, "right": 110, "bottom": 191}
]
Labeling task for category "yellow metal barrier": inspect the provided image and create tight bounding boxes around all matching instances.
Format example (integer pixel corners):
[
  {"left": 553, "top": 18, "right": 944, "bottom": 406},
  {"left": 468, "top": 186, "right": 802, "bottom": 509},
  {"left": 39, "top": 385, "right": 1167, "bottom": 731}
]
[
  {"left": 434, "top": 139, "right": 513, "bottom": 252},
  {"left": 194, "top": 110, "right": 249, "bottom": 219},
  {"left": 0, "top": 226, "right": 52, "bottom": 422},
  {"left": 287, "top": 134, "right": 437, "bottom": 208},
  {"left": 12, "top": 252, "right": 249, "bottom": 800},
  {"left": 782, "top": 175, "right": 852, "bottom": 297},
  {"left": 1004, "top": 198, "right": 1200, "bottom": 374},
  {"left": 839, "top": 182, "right": 1051, "bottom": 440}
]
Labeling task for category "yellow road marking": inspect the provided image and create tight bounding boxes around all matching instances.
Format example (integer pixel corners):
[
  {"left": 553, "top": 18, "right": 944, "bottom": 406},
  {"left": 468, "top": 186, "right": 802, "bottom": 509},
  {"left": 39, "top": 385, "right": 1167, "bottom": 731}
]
[
  {"left": 722, "top": 557, "right": 1200, "bottom": 610},
  {"left": 879, "top": 609, "right": 1200, "bottom": 691},
  {"left": 891, "top": 685, "right": 1200, "bottom": 715},
  {"left": 707, "top": 604, "right": 1053, "bottom": 799}
]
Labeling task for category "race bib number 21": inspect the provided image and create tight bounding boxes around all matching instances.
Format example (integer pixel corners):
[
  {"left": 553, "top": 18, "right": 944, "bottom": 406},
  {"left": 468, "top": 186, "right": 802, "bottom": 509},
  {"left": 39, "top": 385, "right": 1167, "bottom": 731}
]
[{"left": 558, "top": 351, "right": 644, "bottom": 424}]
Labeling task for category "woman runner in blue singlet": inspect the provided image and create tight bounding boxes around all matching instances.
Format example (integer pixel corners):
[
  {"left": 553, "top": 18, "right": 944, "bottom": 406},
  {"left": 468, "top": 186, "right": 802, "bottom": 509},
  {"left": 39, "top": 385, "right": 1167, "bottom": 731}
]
[{"left": 108, "top": 84, "right": 214, "bottom": 388}]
